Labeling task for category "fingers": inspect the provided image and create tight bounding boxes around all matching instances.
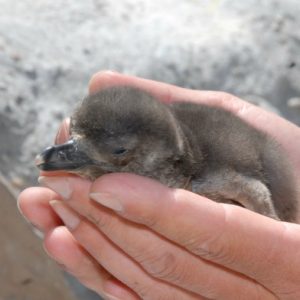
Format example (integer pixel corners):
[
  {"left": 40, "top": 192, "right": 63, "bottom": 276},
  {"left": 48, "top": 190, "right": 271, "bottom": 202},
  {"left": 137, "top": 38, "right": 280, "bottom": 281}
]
[
  {"left": 18, "top": 184, "right": 138, "bottom": 299},
  {"left": 50, "top": 201, "right": 203, "bottom": 300},
  {"left": 44, "top": 226, "right": 138, "bottom": 300},
  {"left": 55, "top": 191, "right": 275, "bottom": 299},
  {"left": 54, "top": 118, "right": 70, "bottom": 144},
  {"left": 86, "top": 173, "right": 300, "bottom": 293},
  {"left": 18, "top": 187, "right": 63, "bottom": 231},
  {"left": 88, "top": 71, "right": 242, "bottom": 107},
  {"left": 39, "top": 175, "right": 278, "bottom": 298}
]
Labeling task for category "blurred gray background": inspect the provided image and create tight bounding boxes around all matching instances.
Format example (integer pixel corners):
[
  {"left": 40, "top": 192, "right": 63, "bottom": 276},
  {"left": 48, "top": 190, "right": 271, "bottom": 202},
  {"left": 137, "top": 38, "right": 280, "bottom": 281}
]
[{"left": 0, "top": 0, "right": 299, "bottom": 299}]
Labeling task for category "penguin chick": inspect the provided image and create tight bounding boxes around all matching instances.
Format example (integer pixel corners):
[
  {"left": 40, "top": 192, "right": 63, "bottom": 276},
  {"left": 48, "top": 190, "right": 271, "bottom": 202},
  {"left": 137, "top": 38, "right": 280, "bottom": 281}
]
[{"left": 36, "top": 86, "right": 298, "bottom": 221}]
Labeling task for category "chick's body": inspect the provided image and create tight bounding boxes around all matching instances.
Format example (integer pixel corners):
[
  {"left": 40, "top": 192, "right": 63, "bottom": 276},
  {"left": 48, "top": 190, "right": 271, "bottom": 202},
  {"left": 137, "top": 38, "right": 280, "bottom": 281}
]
[{"left": 37, "top": 86, "right": 298, "bottom": 222}]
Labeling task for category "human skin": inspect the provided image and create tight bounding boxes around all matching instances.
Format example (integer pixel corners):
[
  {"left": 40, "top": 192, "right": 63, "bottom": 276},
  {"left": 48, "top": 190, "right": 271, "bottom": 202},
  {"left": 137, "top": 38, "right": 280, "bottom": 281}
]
[{"left": 18, "top": 71, "right": 300, "bottom": 300}]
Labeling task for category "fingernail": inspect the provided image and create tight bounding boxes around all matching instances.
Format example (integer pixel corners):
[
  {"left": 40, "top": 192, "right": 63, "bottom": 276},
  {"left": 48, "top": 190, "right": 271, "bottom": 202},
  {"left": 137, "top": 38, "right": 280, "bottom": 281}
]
[
  {"left": 49, "top": 200, "right": 80, "bottom": 230},
  {"left": 89, "top": 192, "right": 123, "bottom": 212},
  {"left": 38, "top": 176, "right": 72, "bottom": 200}
]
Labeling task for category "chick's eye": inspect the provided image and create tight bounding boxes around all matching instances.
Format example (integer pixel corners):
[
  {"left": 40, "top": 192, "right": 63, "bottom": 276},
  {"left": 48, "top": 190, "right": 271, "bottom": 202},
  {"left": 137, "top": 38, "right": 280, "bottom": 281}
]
[{"left": 112, "top": 147, "right": 127, "bottom": 155}]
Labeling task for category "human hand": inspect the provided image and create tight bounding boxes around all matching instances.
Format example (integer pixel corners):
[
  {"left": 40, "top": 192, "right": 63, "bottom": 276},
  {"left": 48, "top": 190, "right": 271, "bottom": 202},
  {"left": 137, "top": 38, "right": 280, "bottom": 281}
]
[{"left": 19, "top": 71, "right": 300, "bottom": 299}]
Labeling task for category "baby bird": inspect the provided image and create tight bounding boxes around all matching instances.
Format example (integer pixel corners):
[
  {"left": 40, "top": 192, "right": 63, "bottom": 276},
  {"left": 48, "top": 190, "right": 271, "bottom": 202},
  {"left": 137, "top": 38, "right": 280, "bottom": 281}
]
[{"left": 36, "top": 86, "right": 298, "bottom": 221}]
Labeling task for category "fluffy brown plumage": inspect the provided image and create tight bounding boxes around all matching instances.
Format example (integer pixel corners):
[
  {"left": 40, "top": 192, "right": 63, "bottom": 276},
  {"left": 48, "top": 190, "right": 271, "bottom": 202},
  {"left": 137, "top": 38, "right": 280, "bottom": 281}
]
[{"left": 36, "top": 86, "right": 298, "bottom": 221}]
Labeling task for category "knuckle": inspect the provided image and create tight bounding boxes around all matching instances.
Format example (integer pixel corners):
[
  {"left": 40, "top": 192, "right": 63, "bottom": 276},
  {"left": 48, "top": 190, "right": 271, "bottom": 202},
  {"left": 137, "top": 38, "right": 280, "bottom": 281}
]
[
  {"left": 139, "top": 251, "right": 182, "bottom": 282},
  {"left": 183, "top": 205, "right": 236, "bottom": 266},
  {"left": 188, "top": 236, "right": 233, "bottom": 265},
  {"left": 128, "top": 270, "right": 188, "bottom": 300},
  {"left": 209, "top": 91, "right": 236, "bottom": 106}
]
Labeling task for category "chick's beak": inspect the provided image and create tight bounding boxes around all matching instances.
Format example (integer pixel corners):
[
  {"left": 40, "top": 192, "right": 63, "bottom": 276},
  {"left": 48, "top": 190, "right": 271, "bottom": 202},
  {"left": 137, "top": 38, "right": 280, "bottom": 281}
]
[{"left": 35, "top": 139, "right": 93, "bottom": 171}]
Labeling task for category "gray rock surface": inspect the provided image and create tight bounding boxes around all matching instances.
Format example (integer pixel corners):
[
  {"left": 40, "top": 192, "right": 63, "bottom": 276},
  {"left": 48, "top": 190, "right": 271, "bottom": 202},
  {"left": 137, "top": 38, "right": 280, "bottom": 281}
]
[{"left": 0, "top": 0, "right": 300, "bottom": 299}]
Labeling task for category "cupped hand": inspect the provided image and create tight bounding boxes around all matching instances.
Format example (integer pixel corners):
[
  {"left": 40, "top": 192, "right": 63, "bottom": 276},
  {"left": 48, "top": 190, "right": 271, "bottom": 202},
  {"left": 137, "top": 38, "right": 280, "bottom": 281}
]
[{"left": 18, "top": 71, "right": 300, "bottom": 300}]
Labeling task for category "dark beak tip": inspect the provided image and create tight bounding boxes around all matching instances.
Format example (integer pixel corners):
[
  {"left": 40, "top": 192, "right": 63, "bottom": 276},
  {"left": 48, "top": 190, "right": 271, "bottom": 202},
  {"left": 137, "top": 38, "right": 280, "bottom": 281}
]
[
  {"left": 34, "top": 140, "right": 92, "bottom": 171},
  {"left": 34, "top": 144, "right": 61, "bottom": 170}
]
